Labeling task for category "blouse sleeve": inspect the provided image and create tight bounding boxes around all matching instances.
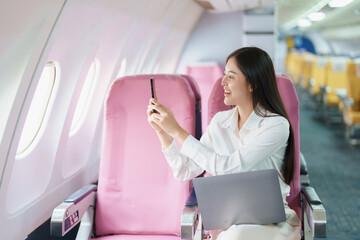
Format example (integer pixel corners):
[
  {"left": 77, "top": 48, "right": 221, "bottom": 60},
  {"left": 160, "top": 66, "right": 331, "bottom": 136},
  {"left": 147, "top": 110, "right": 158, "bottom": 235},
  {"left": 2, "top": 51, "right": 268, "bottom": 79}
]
[
  {"left": 180, "top": 118, "right": 289, "bottom": 176},
  {"left": 162, "top": 120, "right": 216, "bottom": 181}
]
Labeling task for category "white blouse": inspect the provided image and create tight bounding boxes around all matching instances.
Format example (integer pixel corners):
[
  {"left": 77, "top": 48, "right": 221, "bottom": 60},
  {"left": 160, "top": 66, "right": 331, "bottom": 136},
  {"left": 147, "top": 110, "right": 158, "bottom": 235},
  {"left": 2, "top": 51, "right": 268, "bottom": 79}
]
[{"left": 163, "top": 106, "right": 291, "bottom": 203}]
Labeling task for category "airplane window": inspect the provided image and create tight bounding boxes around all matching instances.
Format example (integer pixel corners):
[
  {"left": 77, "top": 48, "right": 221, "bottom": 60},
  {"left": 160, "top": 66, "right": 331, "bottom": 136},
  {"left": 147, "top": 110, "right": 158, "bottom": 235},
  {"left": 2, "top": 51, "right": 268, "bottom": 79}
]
[
  {"left": 69, "top": 59, "right": 100, "bottom": 136},
  {"left": 16, "top": 62, "right": 59, "bottom": 157},
  {"left": 116, "top": 58, "right": 127, "bottom": 78}
]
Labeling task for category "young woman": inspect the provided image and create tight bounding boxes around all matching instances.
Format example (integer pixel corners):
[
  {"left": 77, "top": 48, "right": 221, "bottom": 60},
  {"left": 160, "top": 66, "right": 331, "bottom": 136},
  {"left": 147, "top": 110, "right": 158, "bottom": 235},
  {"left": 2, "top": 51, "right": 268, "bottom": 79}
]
[{"left": 147, "top": 47, "right": 301, "bottom": 240}]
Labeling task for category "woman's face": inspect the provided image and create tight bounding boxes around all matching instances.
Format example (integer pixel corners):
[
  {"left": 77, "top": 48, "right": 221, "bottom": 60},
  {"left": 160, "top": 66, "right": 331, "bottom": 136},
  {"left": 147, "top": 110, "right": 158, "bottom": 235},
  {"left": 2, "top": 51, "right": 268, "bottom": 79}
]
[{"left": 222, "top": 57, "right": 253, "bottom": 106}]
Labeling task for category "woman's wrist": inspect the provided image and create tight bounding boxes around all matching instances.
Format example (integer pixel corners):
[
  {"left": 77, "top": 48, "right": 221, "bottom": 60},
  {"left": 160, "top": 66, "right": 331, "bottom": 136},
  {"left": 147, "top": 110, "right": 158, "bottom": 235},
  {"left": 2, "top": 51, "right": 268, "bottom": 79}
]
[
  {"left": 173, "top": 127, "right": 190, "bottom": 145},
  {"left": 157, "top": 131, "right": 173, "bottom": 149}
]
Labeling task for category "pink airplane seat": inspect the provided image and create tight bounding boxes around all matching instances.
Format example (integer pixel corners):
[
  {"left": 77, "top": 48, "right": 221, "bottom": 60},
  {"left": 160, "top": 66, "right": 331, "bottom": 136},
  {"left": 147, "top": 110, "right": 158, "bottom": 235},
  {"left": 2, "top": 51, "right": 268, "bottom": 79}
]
[
  {"left": 207, "top": 77, "right": 232, "bottom": 123},
  {"left": 276, "top": 73, "right": 301, "bottom": 220},
  {"left": 94, "top": 74, "right": 197, "bottom": 239},
  {"left": 184, "top": 63, "right": 223, "bottom": 133},
  {"left": 206, "top": 74, "right": 301, "bottom": 220},
  {"left": 181, "top": 74, "right": 202, "bottom": 140},
  {"left": 181, "top": 74, "right": 201, "bottom": 101}
]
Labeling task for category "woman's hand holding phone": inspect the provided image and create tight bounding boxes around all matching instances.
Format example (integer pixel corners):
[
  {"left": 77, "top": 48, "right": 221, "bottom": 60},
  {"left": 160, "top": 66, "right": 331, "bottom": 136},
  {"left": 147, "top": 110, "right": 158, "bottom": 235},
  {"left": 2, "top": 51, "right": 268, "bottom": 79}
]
[
  {"left": 147, "top": 98, "right": 173, "bottom": 149},
  {"left": 148, "top": 99, "right": 189, "bottom": 145},
  {"left": 147, "top": 99, "right": 164, "bottom": 132},
  {"left": 147, "top": 77, "right": 189, "bottom": 147}
]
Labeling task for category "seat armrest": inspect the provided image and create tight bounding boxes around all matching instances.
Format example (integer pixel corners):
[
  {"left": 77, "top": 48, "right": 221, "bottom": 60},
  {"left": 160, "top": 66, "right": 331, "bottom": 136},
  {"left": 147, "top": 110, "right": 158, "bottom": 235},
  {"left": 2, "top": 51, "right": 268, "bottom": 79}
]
[
  {"left": 302, "top": 186, "right": 326, "bottom": 238},
  {"left": 334, "top": 89, "right": 347, "bottom": 100},
  {"left": 181, "top": 205, "right": 199, "bottom": 240},
  {"left": 300, "top": 152, "right": 308, "bottom": 175},
  {"left": 309, "top": 78, "right": 315, "bottom": 87},
  {"left": 343, "top": 97, "right": 354, "bottom": 108},
  {"left": 319, "top": 84, "right": 330, "bottom": 93},
  {"left": 300, "top": 152, "right": 310, "bottom": 186},
  {"left": 50, "top": 184, "right": 97, "bottom": 237},
  {"left": 335, "top": 89, "right": 353, "bottom": 108}
]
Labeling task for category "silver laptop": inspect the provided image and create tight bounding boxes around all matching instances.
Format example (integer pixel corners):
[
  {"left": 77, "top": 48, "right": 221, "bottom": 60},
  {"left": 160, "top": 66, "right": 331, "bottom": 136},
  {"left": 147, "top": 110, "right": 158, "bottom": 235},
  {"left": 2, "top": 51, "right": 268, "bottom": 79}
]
[{"left": 192, "top": 169, "right": 286, "bottom": 230}]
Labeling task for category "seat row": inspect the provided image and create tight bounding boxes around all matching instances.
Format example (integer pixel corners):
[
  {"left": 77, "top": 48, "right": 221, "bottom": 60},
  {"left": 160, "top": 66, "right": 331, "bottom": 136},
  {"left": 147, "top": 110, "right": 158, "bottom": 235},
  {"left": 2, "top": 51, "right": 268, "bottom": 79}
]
[
  {"left": 286, "top": 51, "right": 360, "bottom": 145},
  {"left": 50, "top": 73, "right": 326, "bottom": 239}
]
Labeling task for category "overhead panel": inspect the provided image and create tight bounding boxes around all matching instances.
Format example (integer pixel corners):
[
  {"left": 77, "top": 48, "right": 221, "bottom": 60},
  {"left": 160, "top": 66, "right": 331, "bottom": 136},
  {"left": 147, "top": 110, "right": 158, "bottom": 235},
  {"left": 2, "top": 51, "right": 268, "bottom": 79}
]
[
  {"left": 309, "top": 0, "right": 360, "bottom": 29},
  {"left": 278, "top": 0, "right": 332, "bottom": 31},
  {"left": 242, "top": 5, "right": 276, "bottom": 61},
  {"left": 228, "top": 0, "right": 262, "bottom": 10},
  {"left": 194, "top": 0, "right": 216, "bottom": 10},
  {"left": 194, "top": 0, "right": 276, "bottom": 12}
]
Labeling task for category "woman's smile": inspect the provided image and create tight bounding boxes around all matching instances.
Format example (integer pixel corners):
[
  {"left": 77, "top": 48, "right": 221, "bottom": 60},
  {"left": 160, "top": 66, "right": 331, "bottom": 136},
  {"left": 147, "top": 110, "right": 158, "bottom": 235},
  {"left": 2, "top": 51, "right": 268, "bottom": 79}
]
[{"left": 224, "top": 88, "right": 231, "bottom": 96}]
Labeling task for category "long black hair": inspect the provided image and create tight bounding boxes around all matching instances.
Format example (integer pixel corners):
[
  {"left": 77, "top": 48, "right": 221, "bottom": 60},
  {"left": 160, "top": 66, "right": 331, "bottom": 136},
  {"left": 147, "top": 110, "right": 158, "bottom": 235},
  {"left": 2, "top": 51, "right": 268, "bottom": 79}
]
[{"left": 226, "top": 47, "right": 295, "bottom": 185}]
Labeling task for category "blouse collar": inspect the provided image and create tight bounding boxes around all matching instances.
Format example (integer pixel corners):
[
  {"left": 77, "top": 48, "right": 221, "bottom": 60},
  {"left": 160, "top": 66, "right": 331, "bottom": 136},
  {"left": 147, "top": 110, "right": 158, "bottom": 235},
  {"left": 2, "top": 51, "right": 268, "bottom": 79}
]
[{"left": 220, "top": 106, "right": 266, "bottom": 133}]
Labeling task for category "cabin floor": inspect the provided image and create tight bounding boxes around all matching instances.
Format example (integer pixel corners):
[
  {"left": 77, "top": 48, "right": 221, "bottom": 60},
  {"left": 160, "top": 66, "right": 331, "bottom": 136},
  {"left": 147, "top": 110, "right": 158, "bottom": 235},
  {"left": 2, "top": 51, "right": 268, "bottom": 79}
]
[{"left": 297, "top": 87, "right": 360, "bottom": 240}]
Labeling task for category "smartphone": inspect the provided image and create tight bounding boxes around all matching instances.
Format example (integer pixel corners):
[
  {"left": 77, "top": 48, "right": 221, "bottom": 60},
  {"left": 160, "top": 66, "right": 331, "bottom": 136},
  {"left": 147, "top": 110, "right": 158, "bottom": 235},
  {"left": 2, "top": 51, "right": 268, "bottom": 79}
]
[
  {"left": 150, "top": 78, "right": 158, "bottom": 113},
  {"left": 150, "top": 78, "right": 157, "bottom": 99}
]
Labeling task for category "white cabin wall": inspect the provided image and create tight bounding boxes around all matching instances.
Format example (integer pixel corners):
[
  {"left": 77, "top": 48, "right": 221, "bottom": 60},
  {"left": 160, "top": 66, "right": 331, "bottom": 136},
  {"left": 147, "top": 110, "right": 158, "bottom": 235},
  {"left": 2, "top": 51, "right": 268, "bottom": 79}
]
[
  {"left": 0, "top": 0, "right": 66, "bottom": 175},
  {"left": 177, "top": 5, "right": 279, "bottom": 73},
  {"left": 177, "top": 11, "right": 244, "bottom": 72},
  {"left": 0, "top": 0, "right": 203, "bottom": 239},
  {"left": 4, "top": 0, "right": 111, "bottom": 216},
  {"left": 157, "top": 1, "right": 203, "bottom": 73}
]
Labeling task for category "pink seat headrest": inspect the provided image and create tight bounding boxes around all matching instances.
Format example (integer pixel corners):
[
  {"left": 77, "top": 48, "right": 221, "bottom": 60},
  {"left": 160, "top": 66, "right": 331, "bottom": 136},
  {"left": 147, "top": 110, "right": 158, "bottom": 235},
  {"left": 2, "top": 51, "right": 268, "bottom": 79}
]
[{"left": 185, "top": 64, "right": 223, "bottom": 132}]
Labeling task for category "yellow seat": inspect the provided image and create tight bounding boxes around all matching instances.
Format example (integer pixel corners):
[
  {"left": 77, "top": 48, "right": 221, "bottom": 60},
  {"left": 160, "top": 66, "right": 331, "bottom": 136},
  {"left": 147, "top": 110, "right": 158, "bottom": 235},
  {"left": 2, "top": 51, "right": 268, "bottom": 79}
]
[
  {"left": 310, "top": 56, "right": 328, "bottom": 97},
  {"left": 287, "top": 51, "right": 304, "bottom": 85},
  {"left": 347, "top": 111, "right": 360, "bottom": 124},
  {"left": 285, "top": 51, "right": 314, "bottom": 87},
  {"left": 339, "top": 60, "right": 360, "bottom": 145},
  {"left": 302, "top": 53, "right": 315, "bottom": 90},
  {"left": 285, "top": 51, "right": 298, "bottom": 83},
  {"left": 323, "top": 57, "right": 348, "bottom": 106},
  {"left": 343, "top": 60, "right": 360, "bottom": 125}
]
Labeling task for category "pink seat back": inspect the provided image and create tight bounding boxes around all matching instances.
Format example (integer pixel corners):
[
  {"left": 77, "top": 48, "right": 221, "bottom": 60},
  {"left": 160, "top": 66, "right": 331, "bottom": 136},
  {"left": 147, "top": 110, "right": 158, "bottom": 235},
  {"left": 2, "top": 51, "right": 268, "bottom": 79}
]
[
  {"left": 208, "top": 77, "right": 232, "bottom": 123},
  {"left": 181, "top": 74, "right": 201, "bottom": 101},
  {"left": 185, "top": 64, "right": 223, "bottom": 133},
  {"left": 276, "top": 74, "right": 301, "bottom": 220},
  {"left": 207, "top": 74, "right": 301, "bottom": 220},
  {"left": 95, "top": 74, "right": 196, "bottom": 237},
  {"left": 181, "top": 74, "right": 202, "bottom": 140}
]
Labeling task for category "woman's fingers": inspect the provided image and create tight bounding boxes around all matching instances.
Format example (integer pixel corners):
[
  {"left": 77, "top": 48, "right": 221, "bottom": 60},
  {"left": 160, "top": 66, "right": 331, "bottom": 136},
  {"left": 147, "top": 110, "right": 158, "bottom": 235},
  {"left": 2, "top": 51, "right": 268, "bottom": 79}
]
[
  {"left": 148, "top": 100, "right": 168, "bottom": 116},
  {"left": 147, "top": 98, "right": 180, "bottom": 137},
  {"left": 149, "top": 98, "right": 156, "bottom": 105},
  {"left": 147, "top": 106, "right": 153, "bottom": 116},
  {"left": 148, "top": 105, "right": 161, "bottom": 118},
  {"left": 147, "top": 111, "right": 165, "bottom": 134},
  {"left": 153, "top": 102, "right": 166, "bottom": 114}
]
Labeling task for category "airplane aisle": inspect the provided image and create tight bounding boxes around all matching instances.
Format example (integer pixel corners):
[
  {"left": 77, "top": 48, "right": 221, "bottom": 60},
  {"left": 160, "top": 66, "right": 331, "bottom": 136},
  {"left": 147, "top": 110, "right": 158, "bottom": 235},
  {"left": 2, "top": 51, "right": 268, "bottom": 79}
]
[{"left": 297, "top": 88, "right": 360, "bottom": 240}]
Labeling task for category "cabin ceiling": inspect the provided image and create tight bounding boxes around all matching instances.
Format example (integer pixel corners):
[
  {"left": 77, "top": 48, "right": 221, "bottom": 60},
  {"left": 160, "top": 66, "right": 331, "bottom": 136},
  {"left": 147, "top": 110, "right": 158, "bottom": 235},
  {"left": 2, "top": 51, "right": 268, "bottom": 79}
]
[{"left": 194, "top": 0, "right": 360, "bottom": 38}]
